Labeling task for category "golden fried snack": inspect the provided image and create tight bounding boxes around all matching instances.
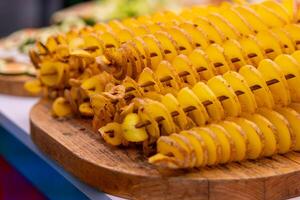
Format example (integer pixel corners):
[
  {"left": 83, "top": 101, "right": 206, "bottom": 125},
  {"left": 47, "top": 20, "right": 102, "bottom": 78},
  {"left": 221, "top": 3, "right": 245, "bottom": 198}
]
[{"left": 24, "top": 0, "right": 300, "bottom": 169}]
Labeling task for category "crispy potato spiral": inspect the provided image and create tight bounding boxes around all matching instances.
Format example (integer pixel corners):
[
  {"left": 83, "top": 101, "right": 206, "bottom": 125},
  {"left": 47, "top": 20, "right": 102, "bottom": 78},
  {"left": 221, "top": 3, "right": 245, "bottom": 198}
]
[
  {"left": 26, "top": 0, "right": 300, "bottom": 102},
  {"left": 97, "top": 52, "right": 300, "bottom": 160},
  {"left": 93, "top": 50, "right": 300, "bottom": 130},
  {"left": 25, "top": 0, "right": 300, "bottom": 169}
]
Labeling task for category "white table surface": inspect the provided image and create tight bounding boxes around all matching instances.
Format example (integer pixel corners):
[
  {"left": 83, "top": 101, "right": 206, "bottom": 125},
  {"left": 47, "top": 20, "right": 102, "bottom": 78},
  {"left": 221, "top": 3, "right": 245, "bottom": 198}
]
[
  {"left": 0, "top": 94, "right": 123, "bottom": 200},
  {"left": 0, "top": 93, "right": 299, "bottom": 200}
]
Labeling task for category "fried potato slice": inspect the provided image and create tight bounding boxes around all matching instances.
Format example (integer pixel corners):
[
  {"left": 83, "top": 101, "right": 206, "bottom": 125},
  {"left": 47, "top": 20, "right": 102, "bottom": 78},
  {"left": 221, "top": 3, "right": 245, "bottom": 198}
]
[
  {"left": 108, "top": 19, "right": 125, "bottom": 32},
  {"left": 191, "top": 5, "right": 211, "bottom": 17},
  {"left": 161, "top": 93, "right": 189, "bottom": 130},
  {"left": 234, "top": 5, "right": 268, "bottom": 32},
  {"left": 154, "top": 31, "right": 179, "bottom": 62},
  {"left": 79, "top": 102, "right": 94, "bottom": 117},
  {"left": 180, "top": 130, "right": 208, "bottom": 167},
  {"left": 138, "top": 67, "right": 162, "bottom": 101},
  {"left": 154, "top": 136, "right": 188, "bottom": 168},
  {"left": 155, "top": 61, "right": 182, "bottom": 95},
  {"left": 52, "top": 97, "right": 73, "bottom": 117},
  {"left": 243, "top": 113, "right": 278, "bottom": 157},
  {"left": 172, "top": 54, "right": 199, "bottom": 87},
  {"left": 258, "top": 59, "right": 291, "bottom": 106},
  {"left": 207, "top": 13, "right": 240, "bottom": 40},
  {"left": 132, "top": 25, "right": 150, "bottom": 36},
  {"left": 117, "top": 28, "right": 134, "bottom": 44},
  {"left": 239, "top": 36, "right": 265, "bottom": 66},
  {"left": 99, "top": 122, "right": 123, "bottom": 146},
  {"left": 123, "top": 77, "right": 143, "bottom": 103},
  {"left": 100, "top": 31, "right": 120, "bottom": 49},
  {"left": 271, "top": 28, "right": 295, "bottom": 54},
  {"left": 177, "top": 87, "right": 209, "bottom": 126},
  {"left": 81, "top": 74, "right": 106, "bottom": 96},
  {"left": 94, "top": 22, "right": 112, "bottom": 33},
  {"left": 192, "top": 82, "right": 225, "bottom": 122},
  {"left": 148, "top": 153, "right": 181, "bottom": 169},
  {"left": 45, "top": 37, "right": 59, "bottom": 52},
  {"left": 230, "top": 117, "right": 264, "bottom": 159},
  {"left": 223, "top": 39, "right": 247, "bottom": 70},
  {"left": 82, "top": 35, "right": 104, "bottom": 57},
  {"left": 170, "top": 134, "right": 196, "bottom": 167},
  {"left": 292, "top": 50, "right": 300, "bottom": 63},
  {"left": 256, "top": 31, "right": 282, "bottom": 59},
  {"left": 251, "top": 4, "right": 286, "bottom": 27},
  {"left": 133, "top": 37, "right": 151, "bottom": 68},
  {"left": 261, "top": 0, "right": 290, "bottom": 23},
  {"left": 134, "top": 98, "right": 160, "bottom": 140},
  {"left": 274, "top": 54, "right": 300, "bottom": 102},
  {"left": 148, "top": 23, "right": 163, "bottom": 33},
  {"left": 223, "top": 71, "right": 257, "bottom": 113},
  {"left": 142, "top": 35, "right": 164, "bottom": 70},
  {"left": 276, "top": 107, "right": 300, "bottom": 151},
  {"left": 207, "top": 76, "right": 241, "bottom": 117},
  {"left": 219, "top": 121, "right": 247, "bottom": 162},
  {"left": 122, "top": 113, "right": 148, "bottom": 142},
  {"left": 180, "top": 8, "right": 197, "bottom": 20},
  {"left": 239, "top": 65, "right": 275, "bottom": 108},
  {"left": 143, "top": 98, "right": 176, "bottom": 135},
  {"left": 192, "top": 127, "right": 221, "bottom": 165},
  {"left": 179, "top": 22, "right": 209, "bottom": 49},
  {"left": 193, "top": 16, "right": 224, "bottom": 44},
  {"left": 282, "top": 0, "right": 295, "bottom": 20},
  {"left": 165, "top": 26, "right": 194, "bottom": 55},
  {"left": 40, "top": 61, "right": 66, "bottom": 87},
  {"left": 189, "top": 48, "right": 216, "bottom": 80},
  {"left": 284, "top": 24, "right": 300, "bottom": 50},
  {"left": 205, "top": 44, "right": 231, "bottom": 74},
  {"left": 258, "top": 108, "right": 293, "bottom": 154},
  {"left": 208, "top": 124, "right": 234, "bottom": 163},
  {"left": 220, "top": 7, "right": 254, "bottom": 35}
]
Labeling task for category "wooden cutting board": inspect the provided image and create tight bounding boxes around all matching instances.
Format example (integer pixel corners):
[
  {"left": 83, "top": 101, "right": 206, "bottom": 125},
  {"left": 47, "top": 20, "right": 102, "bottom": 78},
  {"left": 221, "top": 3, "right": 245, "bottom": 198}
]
[
  {"left": 0, "top": 75, "right": 35, "bottom": 96},
  {"left": 30, "top": 100, "right": 300, "bottom": 200}
]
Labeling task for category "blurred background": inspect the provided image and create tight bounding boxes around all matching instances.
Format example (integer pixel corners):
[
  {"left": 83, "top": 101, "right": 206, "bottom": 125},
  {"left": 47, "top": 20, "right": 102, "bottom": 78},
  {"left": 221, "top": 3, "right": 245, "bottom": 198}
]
[
  {"left": 0, "top": 0, "right": 210, "bottom": 37},
  {"left": 0, "top": 0, "right": 91, "bottom": 37}
]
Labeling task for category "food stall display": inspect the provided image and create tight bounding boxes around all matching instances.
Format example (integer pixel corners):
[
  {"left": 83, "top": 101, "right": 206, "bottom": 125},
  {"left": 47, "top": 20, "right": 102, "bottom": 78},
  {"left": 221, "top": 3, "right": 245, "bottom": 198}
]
[{"left": 22, "top": 0, "right": 300, "bottom": 199}]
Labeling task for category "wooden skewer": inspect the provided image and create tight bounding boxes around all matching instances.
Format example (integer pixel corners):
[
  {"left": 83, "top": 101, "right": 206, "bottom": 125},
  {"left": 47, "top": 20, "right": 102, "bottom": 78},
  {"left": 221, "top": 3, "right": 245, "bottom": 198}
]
[
  {"left": 214, "top": 62, "right": 223, "bottom": 68},
  {"left": 164, "top": 50, "right": 172, "bottom": 54},
  {"left": 105, "top": 44, "right": 116, "bottom": 48},
  {"left": 179, "top": 46, "right": 187, "bottom": 51},
  {"left": 231, "top": 58, "right": 241, "bottom": 63},
  {"left": 150, "top": 52, "right": 158, "bottom": 57},
  {"left": 265, "top": 49, "right": 274, "bottom": 54},
  {"left": 84, "top": 46, "right": 99, "bottom": 52},
  {"left": 248, "top": 53, "right": 257, "bottom": 58},
  {"left": 196, "top": 67, "right": 207, "bottom": 73}
]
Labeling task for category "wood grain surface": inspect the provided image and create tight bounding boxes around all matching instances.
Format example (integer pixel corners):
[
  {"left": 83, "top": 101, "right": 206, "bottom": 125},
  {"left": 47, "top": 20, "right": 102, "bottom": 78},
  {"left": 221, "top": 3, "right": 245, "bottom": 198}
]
[
  {"left": 0, "top": 75, "right": 35, "bottom": 96},
  {"left": 30, "top": 100, "right": 300, "bottom": 200}
]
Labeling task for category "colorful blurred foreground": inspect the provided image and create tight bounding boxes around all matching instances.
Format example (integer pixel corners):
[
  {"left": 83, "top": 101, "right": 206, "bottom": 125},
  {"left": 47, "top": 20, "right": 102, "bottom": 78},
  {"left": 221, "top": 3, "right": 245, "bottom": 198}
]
[{"left": 0, "top": 156, "right": 46, "bottom": 200}]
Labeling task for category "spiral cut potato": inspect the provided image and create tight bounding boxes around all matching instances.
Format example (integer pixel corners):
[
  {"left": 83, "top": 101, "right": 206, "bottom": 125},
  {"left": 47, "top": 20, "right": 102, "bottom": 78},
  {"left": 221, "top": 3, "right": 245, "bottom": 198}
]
[
  {"left": 103, "top": 12, "right": 300, "bottom": 80},
  {"left": 98, "top": 51, "right": 300, "bottom": 155},
  {"left": 48, "top": 22, "right": 300, "bottom": 118},
  {"left": 92, "top": 35, "right": 300, "bottom": 129},
  {"left": 25, "top": 0, "right": 300, "bottom": 168},
  {"left": 26, "top": 0, "right": 299, "bottom": 118},
  {"left": 148, "top": 105, "right": 300, "bottom": 168}
]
